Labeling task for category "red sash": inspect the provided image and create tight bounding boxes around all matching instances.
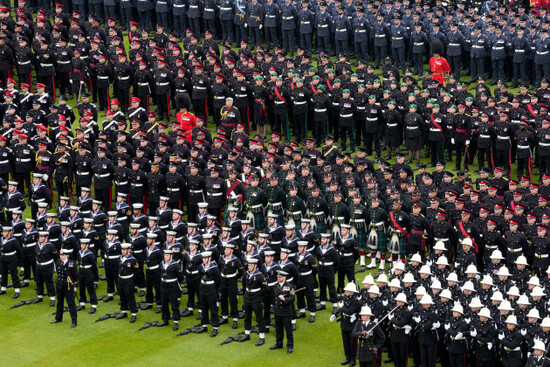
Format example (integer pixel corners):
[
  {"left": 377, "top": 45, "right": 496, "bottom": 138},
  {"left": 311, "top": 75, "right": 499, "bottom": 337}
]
[
  {"left": 390, "top": 212, "right": 409, "bottom": 239},
  {"left": 274, "top": 87, "right": 286, "bottom": 102},
  {"left": 326, "top": 80, "right": 333, "bottom": 91},
  {"left": 291, "top": 83, "right": 295, "bottom": 91},
  {"left": 528, "top": 104, "right": 538, "bottom": 117},
  {"left": 430, "top": 115, "right": 443, "bottom": 131},
  {"left": 226, "top": 180, "right": 244, "bottom": 201},
  {"left": 458, "top": 221, "right": 478, "bottom": 253},
  {"left": 311, "top": 85, "right": 318, "bottom": 94},
  {"left": 510, "top": 200, "right": 516, "bottom": 211}
]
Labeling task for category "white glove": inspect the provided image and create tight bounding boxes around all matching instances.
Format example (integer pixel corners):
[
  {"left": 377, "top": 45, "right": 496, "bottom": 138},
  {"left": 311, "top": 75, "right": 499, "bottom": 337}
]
[
  {"left": 338, "top": 301, "right": 344, "bottom": 308},
  {"left": 330, "top": 314, "right": 337, "bottom": 322},
  {"left": 455, "top": 332, "right": 463, "bottom": 339},
  {"left": 350, "top": 314, "right": 356, "bottom": 323},
  {"left": 259, "top": 25, "right": 263, "bottom": 29},
  {"left": 388, "top": 314, "right": 394, "bottom": 321},
  {"left": 454, "top": 262, "right": 458, "bottom": 268},
  {"left": 43, "top": 174, "right": 49, "bottom": 181},
  {"left": 433, "top": 321, "right": 440, "bottom": 329},
  {"left": 426, "top": 260, "right": 432, "bottom": 267},
  {"left": 487, "top": 342, "right": 493, "bottom": 350},
  {"left": 407, "top": 305, "right": 413, "bottom": 311},
  {"left": 465, "top": 140, "right": 470, "bottom": 145},
  {"left": 464, "top": 317, "right": 471, "bottom": 324},
  {"left": 444, "top": 323, "right": 450, "bottom": 330},
  {"left": 244, "top": 23, "right": 248, "bottom": 28},
  {"left": 382, "top": 300, "right": 388, "bottom": 306},
  {"left": 470, "top": 329, "right": 477, "bottom": 337},
  {"left": 405, "top": 325, "right": 412, "bottom": 334},
  {"left": 498, "top": 333, "right": 504, "bottom": 340},
  {"left": 451, "top": 138, "right": 455, "bottom": 145},
  {"left": 521, "top": 329, "right": 527, "bottom": 336},
  {"left": 413, "top": 316, "right": 421, "bottom": 323}
]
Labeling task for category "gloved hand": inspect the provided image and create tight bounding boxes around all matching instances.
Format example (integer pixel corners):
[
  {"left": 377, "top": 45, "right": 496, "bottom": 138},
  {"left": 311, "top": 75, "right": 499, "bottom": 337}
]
[
  {"left": 454, "top": 262, "right": 458, "bottom": 269},
  {"left": 498, "top": 333, "right": 504, "bottom": 340},
  {"left": 487, "top": 342, "right": 493, "bottom": 350},
  {"left": 451, "top": 138, "right": 455, "bottom": 145},
  {"left": 455, "top": 332, "right": 463, "bottom": 339},
  {"left": 388, "top": 314, "right": 394, "bottom": 321},
  {"left": 432, "top": 321, "right": 440, "bottom": 329},
  {"left": 464, "top": 317, "right": 471, "bottom": 324},
  {"left": 330, "top": 314, "right": 337, "bottom": 322},
  {"left": 413, "top": 316, "right": 421, "bottom": 323},
  {"left": 404, "top": 325, "right": 412, "bottom": 334},
  {"left": 470, "top": 329, "right": 477, "bottom": 337},
  {"left": 521, "top": 329, "right": 527, "bottom": 336},
  {"left": 426, "top": 260, "right": 432, "bottom": 267},
  {"left": 259, "top": 24, "right": 263, "bottom": 29},
  {"left": 350, "top": 315, "right": 356, "bottom": 323},
  {"left": 407, "top": 305, "right": 413, "bottom": 311},
  {"left": 382, "top": 300, "right": 388, "bottom": 306},
  {"left": 338, "top": 301, "right": 344, "bottom": 308},
  {"left": 465, "top": 140, "right": 470, "bottom": 145},
  {"left": 444, "top": 323, "right": 450, "bottom": 330},
  {"left": 244, "top": 23, "right": 248, "bottom": 28}
]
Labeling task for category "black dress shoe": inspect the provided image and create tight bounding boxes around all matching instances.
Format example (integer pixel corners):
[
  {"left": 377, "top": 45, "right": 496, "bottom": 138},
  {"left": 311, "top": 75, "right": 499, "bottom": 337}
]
[
  {"left": 173, "top": 323, "right": 179, "bottom": 331},
  {"left": 155, "top": 307, "right": 162, "bottom": 314},
  {"left": 50, "top": 300, "right": 55, "bottom": 307},
  {"left": 89, "top": 308, "right": 97, "bottom": 314},
  {"left": 103, "top": 296, "right": 114, "bottom": 303},
  {"left": 70, "top": 323, "right": 77, "bottom": 328},
  {"left": 12, "top": 292, "right": 19, "bottom": 299},
  {"left": 0, "top": 290, "right": 8, "bottom": 295},
  {"left": 309, "top": 315, "right": 315, "bottom": 323},
  {"left": 349, "top": 362, "right": 356, "bottom": 367},
  {"left": 296, "top": 312, "right": 306, "bottom": 319},
  {"left": 384, "top": 357, "right": 393, "bottom": 363},
  {"left": 341, "top": 360, "right": 350, "bottom": 365},
  {"left": 210, "top": 329, "right": 218, "bottom": 337},
  {"left": 33, "top": 298, "right": 43, "bottom": 303},
  {"left": 138, "top": 290, "right": 145, "bottom": 297},
  {"left": 219, "top": 318, "right": 228, "bottom": 325},
  {"left": 287, "top": 347, "right": 293, "bottom": 354},
  {"left": 240, "top": 334, "right": 251, "bottom": 342},
  {"left": 195, "top": 326, "right": 207, "bottom": 334},
  {"left": 232, "top": 320, "right": 238, "bottom": 329},
  {"left": 270, "top": 345, "right": 283, "bottom": 350},
  {"left": 140, "top": 304, "right": 152, "bottom": 310},
  {"left": 255, "top": 338, "right": 265, "bottom": 347},
  {"left": 157, "top": 321, "right": 168, "bottom": 327},
  {"left": 50, "top": 320, "right": 61, "bottom": 324},
  {"left": 181, "top": 310, "right": 193, "bottom": 317},
  {"left": 130, "top": 315, "right": 137, "bottom": 323},
  {"left": 196, "top": 312, "right": 202, "bottom": 320},
  {"left": 316, "top": 304, "right": 326, "bottom": 311},
  {"left": 116, "top": 313, "right": 128, "bottom": 320},
  {"left": 20, "top": 282, "right": 29, "bottom": 288},
  {"left": 292, "top": 324, "right": 296, "bottom": 331}
]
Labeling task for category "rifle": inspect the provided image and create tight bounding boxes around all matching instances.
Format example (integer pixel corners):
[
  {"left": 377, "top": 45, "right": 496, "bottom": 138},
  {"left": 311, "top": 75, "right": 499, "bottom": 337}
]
[
  {"left": 175, "top": 323, "right": 204, "bottom": 336},
  {"left": 219, "top": 330, "right": 247, "bottom": 345},
  {"left": 137, "top": 321, "right": 159, "bottom": 331},
  {"left": 8, "top": 299, "right": 35, "bottom": 309},
  {"left": 93, "top": 312, "right": 119, "bottom": 323}
]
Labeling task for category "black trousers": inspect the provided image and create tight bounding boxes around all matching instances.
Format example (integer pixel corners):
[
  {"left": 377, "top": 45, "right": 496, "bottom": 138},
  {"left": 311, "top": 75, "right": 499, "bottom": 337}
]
[
  {"left": 36, "top": 264, "right": 55, "bottom": 297},
  {"left": 21, "top": 249, "right": 36, "bottom": 282},
  {"left": 337, "top": 265, "right": 354, "bottom": 293},
  {"left": 0, "top": 258, "right": 20, "bottom": 288},
  {"left": 138, "top": 11, "right": 152, "bottom": 30},
  {"left": 420, "top": 343, "right": 436, "bottom": 367},
  {"left": 249, "top": 26, "right": 261, "bottom": 48},
  {"left": 161, "top": 286, "right": 181, "bottom": 322},
  {"left": 145, "top": 273, "right": 161, "bottom": 305},
  {"left": 192, "top": 98, "right": 208, "bottom": 121},
  {"left": 294, "top": 112, "right": 307, "bottom": 143},
  {"left": 494, "top": 148, "right": 511, "bottom": 172},
  {"left": 244, "top": 297, "right": 265, "bottom": 332},
  {"left": 364, "top": 131, "right": 380, "bottom": 156},
  {"left": 275, "top": 314, "right": 293, "bottom": 348},
  {"left": 429, "top": 140, "right": 445, "bottom": 165},
  {"left": 55, "top": 178, "right": 69, "bottom": 199},
  {"left": 221, "top": 20, "right": 233, "bottom": 42},
  {"left": 470, "top": 57, "right": 486, "bottom": 81},
  {"left": 220, "top": 283, "right": 239, "bottom": 318},
  {"left": 15, "top": 171, "right": 30, "bottom": 195},
  {"left": 200, "top": 291, "right": 220, "bottom": 327},
  {"left": 104, "top": 261, "right": 119, "bottom": 294},
  {"left": 156, "top": 93, "right": 171, "bottom": 121},
  {"left": 282, "top": 29, "right": 295, "bottom": 54},
  {"left": 340, "top": 125, "right": 355, "bottom": 150},
  {"left": 449, "top": 352, "right": 467, "bottom": 367},
  {"left": 517, "top": 156, "right": 531, "bottom": 179},
  {"left": 319, "top": 272, "right": 337, "bottom": 302},
  {"left": 55, "top": 283, "right": 77, "bottom": 323},
  {"left": 300, "top": 32, "right": 313, "bottom": 54},
  {"left": 449, "top": 55, "right": 462, "bottom": 75},
  {"left": 95, "top": 187, "right": 111, "bottom": 211},
  {"left": 186, "top": 278, "right": 200, "bottom": 309},
  {"left": 57, "top": 71, "right": 71, "bottom": 95},
  {"left": 118, "top": 278, "right": 138, "bottom": 313},
  {"left": 265, "top": 27, "right": 278, "bottom": 49},
  {"left": 296, "top": 275, "right": 316, "bottom": 312},
  {"left": 477, "top": 146, "right": 494, "bottom": 171},
  {"left": 313, "top": 118, "right": 328, "bottom": 143},
  {"left": 263, "top": 289, "right": 274, "bottom": 322},
  {"left": 374, "top": 45, "right": 387, "bottom": 68},
  {"left": 391, "top": 340, "right": 409, "bottom": 367},
  {"left": 513, "top": 62, "right": 527, "bottom": 86},
  {"left": 79, "top": 269, "right": 98, "bottom": 305},
  {"left": 341, "top": 329, "right": 357, "bottom": 362}
]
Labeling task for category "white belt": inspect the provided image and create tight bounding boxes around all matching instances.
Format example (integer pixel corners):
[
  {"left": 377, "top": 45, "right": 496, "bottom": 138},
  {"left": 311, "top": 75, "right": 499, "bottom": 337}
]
[
  {"left": 40, "top": 63, "right": 53, "bottom": 67},
  {"left": 356, "top": 30, "right": 366, "bottom": 33},
  {"left": 449, "top": 43, "right": 459, "bottom": 47},
  {"left": 0, "top": 160, "right": 8, "bottom": 164},
  {"left": 268, "top": 281, "right": 277, "bottom": 287},
  {"left": 58, "top": 60, "right": 71, "bottom": 64},
  {"left": 3, "top": 251, "right": 16, "bottom": 256},
  {"left": 119, "top": 76, "right": 130, "bottom": 80},
  {"left": 352, "top": 219, "right": 365, "bottom": 223},
  {"left": 266, "top": 15, "right": 275, "bottom": 18},
  {"left": 283, "top": 16, "right": 294, "bottom": 20},
  {"left": 340, "top": 113, "right": 353, "bottom": 118},
  {"left": 138, "top": 82, "right": 149, "bottom": 86},
  {"left": 222, "top": 273, "right": 237, "bottom": 278},
  {"left": 120, "top": 274, "right": 134, "bottom": 279},
  {"left": 518, "top": 145, "right": 529, "bottom": 149},
  {"left": 167, "top": 188, "right": 180, "bottom": 192},
  {"left": 37, "top": 259, "right": 54, "bottom": 266},
  {"left": 215, "top": 96, "right": 226, "bottom": 100},
  {"left": 147, "top": 265, "right": 160, "bottom": 270},
  {"left": 295, "top": 101, "right": 306, "bottom": 105},
  {"left": 300, "top": 270, "right": 312, "bottom": 276},
  {"left": 289, "top": 211, "right": 302, "bottom": 216},
  {"left": 115, "top": 181, "right": 128, "bottom": 186},
  {"left": 497, "top": 136, "right": 510, "bottom": 140},
  {"left": 319, "top": 261, "right": 333, "bottom": 266},
  {"left": 301, "top": 21, "right": 310, "bottom": 24},
  {"left": 236, "top": 94, "right": 247, "bottom": 98},
  {"left": 18, "top": 158, "right": 31, "bottom": 162},
  {"left": 251, "top": 204, "right": 263, "bottom": 209},
  {"left": 407, "top": 126, "right": 419, "bottom": 130},
  {"left": 357, "top": 107, "right": 366, "bottom": 111},
  {"left": 77, "top": 171, "right": 90, "bottom": 175},
  {"left": 504, "top": 347, "right": 521, "bottom": 352},
  {"left": 337, "top": 29, "right": 346, "bottom": 32},
  {"left": 367, "top": 117, "right": 378, "bottom": 121},
  {"left": 480, "top": 134, "right": 491, "bottom": 138},
  {"left": 508, "top": 247, "right": 522, "bottom": 253},
  {"left": 132, "top": 183, "right": 144, "bottom": 187},
  {"left": 343, "top": 253, "right": 354, "bottom": 257},
  {"left": 106, "top": 255, "right": 120, "bottom": 260},
  {"left": 540, "top": 143, "right": 550, "bottom": 147},
  {"left": 162, "top": 278, "right": 178, "bottom": 282},
  {"left": 516, "top": 50, "right": 525, "bottom": 53},
  {"left": 435, "top": 238, "right": 449, "bottom": 241},
  {"left": 190, "top": 190, "right": 203, "bottom": 194},
  {"left": 117, "top": 217, "right": 128, "bottom": 222},
  {"left": 430, "top": 128, "right": 442, "bottom": 132},
  {"left": 221, "top": 7, "right": 232, "bottom": 10},
  {"left": 473, "top": 45, "right": 484, "bottom": 49},
  {"left": 319, "top": 24, "right": 328, "bottom": 28},
  {"left": 205, "top": 8, "right": 214, "bottom": 11},
  {"left": 18, "top": 60, "right": 31, "bottom": 65},
  {"left": 208, "top": 192, "right": 223, "bottom": 196},
  {"left": 246, "top": 288, "right": 261, "bottom": 292},
  {"left": 80, "top": 265, "right": 92, "bottom": 269},
  {"left": 23, "top": 243, "right": 37, "bottom": 248},
  {"left": 173, "top": 4, "right": 185, "bottom": 7},
  {"left": 388, "top": 123, "right": 398, "bottom": 127},
  {"left": 376, "top": 34, "right": 385, "bottom": 38},
  {"left": 187, "top": 270, "right": 199, "bottom": 274},
  {"left": 95, "top": 173, "right": 110, "bottom": 178},
  {"left": 133, "top": 250, "right": 143, "bottom": 253},
  {"left": 392, "top": 37, "right": 403, "bottom": 40},
  {"left": 98, "top": 76, "right": 110, "bottom": 79},
  {"left": 538, "top": 51, "right": 549, "bottom": 55},
  {"left": 201, "top": 280, "right": 215, "bottom": 285},
  {"left": 315, "top": 108, "right": 327, "bottom": 112},
  {"left": 414, "top": 43, "right": 423, "bottom": 46},
  {"left": 275, "top": 101, "right": 285, "bottom": 104},
  {"left": 535, "top": 254, "right": 549, "bottom": 258},
  {"left": 190, "top": 5, "right": 198, "bottom": 7}
]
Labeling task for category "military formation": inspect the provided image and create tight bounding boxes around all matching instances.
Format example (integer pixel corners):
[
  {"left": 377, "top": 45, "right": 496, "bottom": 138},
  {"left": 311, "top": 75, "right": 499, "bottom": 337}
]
[{"left": 1, "top": 0, "right": 550, "bottom": 366}]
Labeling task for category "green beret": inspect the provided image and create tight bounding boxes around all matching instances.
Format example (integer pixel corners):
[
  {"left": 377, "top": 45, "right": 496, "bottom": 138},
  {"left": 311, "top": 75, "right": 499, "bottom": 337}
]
[
  {"left": 309, "top": 67, "right": 317, "bottom": 72},
  {"left": 343, "top": 89, "right": 350, "bottom": 93},
  {"left": 313, "top": 75, "right": 320, "bottom": 80},
  {"left": 383, "top": 90, "right": 391, "bottom": 94},
  {"left": 297, "top": 78, "right": 304, "bottom": 83},
  {"left": 388, "top": 100, "right": 396, "bottom": 105},
  {"left": 351, "top": 73, "right": 358, "bottom": 77},
  {"left": 334, "top": 78, "right": 341, "bottom": 83},
  {"left": 276, "top": 77, "right": 283, "bottom": 81},
  {"left": 369, "top": 95, "right": 376, "bottom": 99},
  {"left": 255, "top": 75, "right": 264, "bottom": 80},
  {"left": 317, "top": 85, "right": 325, "bottom": 92},
  {"left": 410, "top": 104, "right": 417, "bottom": 108},
  {"left": 358, "top": 84, "right": 365, "bottom": 88},
  {"left": 432, "top": 103, "right": 440, "bottom": 108}
]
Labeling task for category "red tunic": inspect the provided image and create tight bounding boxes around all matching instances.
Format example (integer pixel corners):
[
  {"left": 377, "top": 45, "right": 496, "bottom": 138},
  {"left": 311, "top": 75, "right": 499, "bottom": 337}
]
[
  {"left": 429, "top": 56, "right": 450, "bottom": 85},
  {"left": 177, "top": 112, "right": 197, "bottom": 143}
]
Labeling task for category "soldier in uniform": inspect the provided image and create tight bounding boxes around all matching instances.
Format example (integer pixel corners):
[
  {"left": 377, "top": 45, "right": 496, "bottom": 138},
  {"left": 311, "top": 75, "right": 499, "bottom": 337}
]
[
  {"left": 296, "top": 241, "right": 318, "bottom": 322},
  {"left": 271, "top": 269, "right": 295, "bottom": 353},
  {"left": 197, "top": 251, "right": 221, "bottom": 337},
  {"left": 157, "top": 248, "right": 184, "bottom": 331},
  {"left": 219, "top": 242, "right": 244, "bottom": 329},
  {"left": 240, "top": 257, "right": 268, "bottom": 345},
  {"left": 78, "top": 238, "right": 98, "bottom": 314},
  {"left": 0, "top": 226, "right": 21, "bottom": 299},
  {"left": 244, "top": 173, "right": 267, "bottom": 230},
  {"left": 50, "top": 249, "right": 78, "bottom": 328},
  {"left": 336, "top": 223, "right": 359, "bottom": 295},
  {"left": 336, "top": 282, "right": 362, "bottom": 365},
  {"left": 352, "top": 305, "right": 386, "bottom": 367},
  {"left": 35, "top": 231, "right": 58, "bottom": 306},
  {"left": 115, "top": 243, "right": 139, "bottom": 323}
]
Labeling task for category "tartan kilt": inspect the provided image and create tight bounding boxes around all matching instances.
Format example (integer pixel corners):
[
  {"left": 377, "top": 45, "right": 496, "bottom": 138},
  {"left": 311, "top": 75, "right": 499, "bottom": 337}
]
[
  {"left": 376, "top": 230, "right": 387, "bottom": 252},
  {"left": 398, "top": 236, "right": 409, "bottom": 256},
  {"left": 253, "top": 212, "right": 266, "bottom": 230},
  {"left": 315, "top": 220, "right": 327, "bottom": 235},
  {"left": 355, "top": 228, "right": 368, "bottom": 249}
]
